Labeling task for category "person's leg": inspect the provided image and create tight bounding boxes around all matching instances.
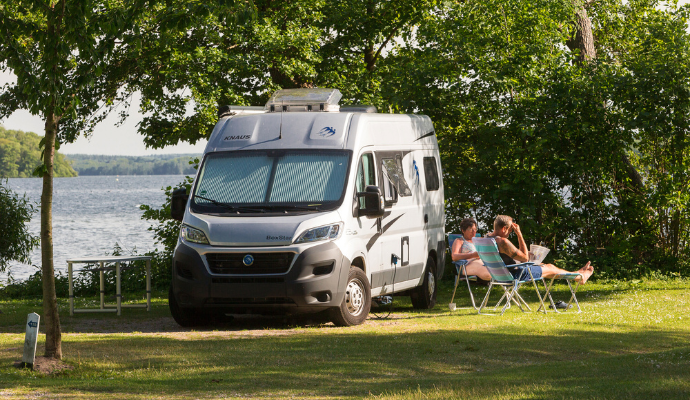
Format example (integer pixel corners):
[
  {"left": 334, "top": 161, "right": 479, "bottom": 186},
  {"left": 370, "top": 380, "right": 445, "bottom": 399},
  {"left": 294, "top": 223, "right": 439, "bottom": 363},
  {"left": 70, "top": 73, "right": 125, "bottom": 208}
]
[
  {"left": 540, "top": 261, "right": 593, "bottom": 283},
  {"left": 464, "top": 259, "right": 492, "bottom": 281}
]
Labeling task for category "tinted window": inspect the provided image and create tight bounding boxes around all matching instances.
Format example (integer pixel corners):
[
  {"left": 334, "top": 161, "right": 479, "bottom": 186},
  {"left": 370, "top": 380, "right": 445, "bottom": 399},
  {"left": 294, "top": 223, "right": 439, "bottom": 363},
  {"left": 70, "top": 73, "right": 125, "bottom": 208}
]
[{"left": 423, "top": 157, "right": 440, "bottom": 191}]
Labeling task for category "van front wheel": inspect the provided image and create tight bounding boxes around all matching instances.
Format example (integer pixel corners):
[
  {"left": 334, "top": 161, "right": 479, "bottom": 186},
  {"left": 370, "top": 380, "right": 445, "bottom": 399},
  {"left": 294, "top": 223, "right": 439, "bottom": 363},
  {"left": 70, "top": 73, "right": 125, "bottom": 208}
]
[
  {"left": 169, "top": 286, "right": 211, "bottom": 327},
  {"left": 330, "top": 266, "right": 371, "bottom": 326},
  {"left": 411, "top": 256, "right": 437, "bottom": 309}
]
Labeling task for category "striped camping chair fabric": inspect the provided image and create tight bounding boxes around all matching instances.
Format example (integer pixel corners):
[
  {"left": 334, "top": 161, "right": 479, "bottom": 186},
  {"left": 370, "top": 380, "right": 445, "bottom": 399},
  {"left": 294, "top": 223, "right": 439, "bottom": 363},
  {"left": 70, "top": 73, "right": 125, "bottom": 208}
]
[
  {"left": 473, "top": 238, "right": 514, "bottom": 282},
  {"left": 473, "top": 237, "right": 547, "bottom": 315}
]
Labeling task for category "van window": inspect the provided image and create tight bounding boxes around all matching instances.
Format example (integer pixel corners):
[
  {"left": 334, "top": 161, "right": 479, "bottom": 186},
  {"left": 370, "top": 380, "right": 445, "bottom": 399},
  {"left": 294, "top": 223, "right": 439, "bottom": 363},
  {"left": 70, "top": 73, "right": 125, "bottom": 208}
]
[
  {"left": 382, "top": 157, "right": 411, "bottom": 199},
  {"left": 382, "top": 165, "right": 397, "bottom": 204},
  {"left": 423, "top": 157, "right": 440, "bottom": 191},
  {"left": 356, "top": 153, "right": 375, "bottom": 208},
  {"left": 192, "top": 150, "right": 351, "bottom": 213},
  {"left": 356, "top": 153, "right": 375, "bottom": 192}
]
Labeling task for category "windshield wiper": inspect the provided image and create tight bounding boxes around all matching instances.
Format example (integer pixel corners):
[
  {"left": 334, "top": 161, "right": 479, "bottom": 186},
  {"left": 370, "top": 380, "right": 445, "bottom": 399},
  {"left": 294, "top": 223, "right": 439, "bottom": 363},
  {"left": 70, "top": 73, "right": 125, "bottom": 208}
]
[
  {"left": 193, "top": 195, "right": 266, "bottom": 213},
  {"left": 264, "top": 204, "right": 321, "bottom": 212},
  {"left": 193, "top": 195, "right": 322, "bottom": 213}
]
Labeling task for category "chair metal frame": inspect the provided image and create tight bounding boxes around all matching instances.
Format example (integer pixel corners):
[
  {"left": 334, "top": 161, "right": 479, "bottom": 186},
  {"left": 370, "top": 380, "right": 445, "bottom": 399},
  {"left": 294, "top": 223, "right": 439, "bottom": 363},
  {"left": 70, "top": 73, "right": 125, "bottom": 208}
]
[
  {"left": 447, "top": 234, "right": 479, "bottom": 311},
  {"left": 474, "top": 238, "right": 548, "bottom": 316}
]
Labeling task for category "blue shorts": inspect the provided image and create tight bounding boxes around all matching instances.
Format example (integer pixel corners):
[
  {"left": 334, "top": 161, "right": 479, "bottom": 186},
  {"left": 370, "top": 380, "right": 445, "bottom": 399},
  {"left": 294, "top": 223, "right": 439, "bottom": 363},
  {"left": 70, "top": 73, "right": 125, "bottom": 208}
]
[{"left": 508, "top": 264, "right": 542, "bottom": 281}]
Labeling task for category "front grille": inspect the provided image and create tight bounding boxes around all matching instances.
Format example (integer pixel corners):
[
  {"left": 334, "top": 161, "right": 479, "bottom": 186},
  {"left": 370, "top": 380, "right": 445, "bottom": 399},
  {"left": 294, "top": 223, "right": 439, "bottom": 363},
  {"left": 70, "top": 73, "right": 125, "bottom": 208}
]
[
  {"left": 212, "top": 277, "right": 284, "bottom": 284},
  {"left": 206, "top": 297, "right": 296, "bottom": 305},
  {"left": 206, "top": 252, "right": 295, "bottom": 274}
]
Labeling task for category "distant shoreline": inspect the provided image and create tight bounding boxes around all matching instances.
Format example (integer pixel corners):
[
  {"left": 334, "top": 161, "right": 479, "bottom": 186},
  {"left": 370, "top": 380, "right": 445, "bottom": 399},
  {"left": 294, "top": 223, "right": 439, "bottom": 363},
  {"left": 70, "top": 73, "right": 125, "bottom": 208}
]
[{"left": 65, "top": 153, "right": 201, "bottom": 176}]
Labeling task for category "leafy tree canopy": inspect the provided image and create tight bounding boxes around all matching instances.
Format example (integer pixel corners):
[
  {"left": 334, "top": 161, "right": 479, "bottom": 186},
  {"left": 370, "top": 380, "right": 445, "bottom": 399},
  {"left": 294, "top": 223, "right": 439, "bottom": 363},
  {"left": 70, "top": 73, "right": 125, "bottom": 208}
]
[{"left": 0, "top": 180, "right": 37, "bottom": 272}]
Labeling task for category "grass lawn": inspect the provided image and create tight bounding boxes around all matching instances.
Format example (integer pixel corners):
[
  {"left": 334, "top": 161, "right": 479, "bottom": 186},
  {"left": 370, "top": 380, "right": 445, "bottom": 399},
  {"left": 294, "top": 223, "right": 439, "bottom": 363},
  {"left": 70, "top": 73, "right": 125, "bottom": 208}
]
[{"left": 1, "top": 278, "right": 689, "bottom": 399}]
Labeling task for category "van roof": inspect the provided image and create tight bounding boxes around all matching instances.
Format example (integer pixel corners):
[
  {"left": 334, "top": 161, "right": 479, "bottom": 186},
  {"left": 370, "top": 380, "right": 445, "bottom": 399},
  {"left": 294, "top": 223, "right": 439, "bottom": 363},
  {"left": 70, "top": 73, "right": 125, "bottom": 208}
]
[{"left": 204, "top": 112, "right": 436, "bottom": 153}]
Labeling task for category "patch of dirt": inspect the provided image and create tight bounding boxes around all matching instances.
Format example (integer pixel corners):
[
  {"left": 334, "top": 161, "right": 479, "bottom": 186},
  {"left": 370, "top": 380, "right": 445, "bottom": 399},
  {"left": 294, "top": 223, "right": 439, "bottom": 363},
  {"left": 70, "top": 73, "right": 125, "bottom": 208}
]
[{"left": 14, "top": 357, "right": 74, "bottom": 375}]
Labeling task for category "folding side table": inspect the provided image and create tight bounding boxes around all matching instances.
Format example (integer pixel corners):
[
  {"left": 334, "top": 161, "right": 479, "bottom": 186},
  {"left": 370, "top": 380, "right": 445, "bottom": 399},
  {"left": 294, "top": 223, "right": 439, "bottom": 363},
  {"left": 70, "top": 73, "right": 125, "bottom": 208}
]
[{"left": 67, "top": 256, "right": 152, "bottom": 316}]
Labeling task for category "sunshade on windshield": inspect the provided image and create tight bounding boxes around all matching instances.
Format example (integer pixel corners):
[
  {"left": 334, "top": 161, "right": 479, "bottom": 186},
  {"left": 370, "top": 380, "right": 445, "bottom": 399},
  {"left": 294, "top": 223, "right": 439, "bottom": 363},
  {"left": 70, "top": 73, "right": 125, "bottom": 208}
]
[{"left": 193, "top": 150, "right": 350, "bottom": 208}]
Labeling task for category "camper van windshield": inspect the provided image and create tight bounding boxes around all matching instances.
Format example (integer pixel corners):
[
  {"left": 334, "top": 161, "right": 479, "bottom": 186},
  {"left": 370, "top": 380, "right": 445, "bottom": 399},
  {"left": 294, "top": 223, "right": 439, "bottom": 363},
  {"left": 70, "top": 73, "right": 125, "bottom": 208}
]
[{"left": 191, "top": 150, "right": 351, "bottom": 214}]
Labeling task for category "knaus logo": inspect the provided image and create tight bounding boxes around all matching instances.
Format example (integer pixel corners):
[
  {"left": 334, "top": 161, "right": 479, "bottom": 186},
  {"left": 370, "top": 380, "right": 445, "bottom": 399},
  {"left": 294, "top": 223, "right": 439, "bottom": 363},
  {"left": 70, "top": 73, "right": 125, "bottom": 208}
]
[
  {"left": 316, "top": 126, "right": 336, "bottom": 137},
  {"left": 224, "top": 134, "right": 251, "bottom": 141}
]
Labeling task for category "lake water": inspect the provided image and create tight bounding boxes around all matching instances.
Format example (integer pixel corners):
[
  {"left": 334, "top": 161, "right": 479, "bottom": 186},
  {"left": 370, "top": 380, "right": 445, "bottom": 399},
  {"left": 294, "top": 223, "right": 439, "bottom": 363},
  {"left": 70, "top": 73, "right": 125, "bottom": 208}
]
[{"left": 3, "top": 175, "right": 189, "bottom": 282}]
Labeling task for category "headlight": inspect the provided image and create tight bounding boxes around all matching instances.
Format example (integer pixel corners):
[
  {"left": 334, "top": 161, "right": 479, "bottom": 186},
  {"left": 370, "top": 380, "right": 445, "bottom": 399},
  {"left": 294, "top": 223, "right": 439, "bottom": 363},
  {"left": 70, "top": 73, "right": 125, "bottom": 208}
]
[
  {"left": 180, "top": 225, "right": 209, "bottom": 244},
  {"left": 294, "top": 223, "right": 343, "bottom": 244}
]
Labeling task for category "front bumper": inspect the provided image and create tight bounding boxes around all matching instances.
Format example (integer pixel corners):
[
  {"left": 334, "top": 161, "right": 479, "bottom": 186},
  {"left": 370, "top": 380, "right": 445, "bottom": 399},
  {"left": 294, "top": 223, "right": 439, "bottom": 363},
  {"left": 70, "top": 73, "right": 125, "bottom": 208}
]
[{"left": 171, "top": 240, "right": 350, "bottom": 314}]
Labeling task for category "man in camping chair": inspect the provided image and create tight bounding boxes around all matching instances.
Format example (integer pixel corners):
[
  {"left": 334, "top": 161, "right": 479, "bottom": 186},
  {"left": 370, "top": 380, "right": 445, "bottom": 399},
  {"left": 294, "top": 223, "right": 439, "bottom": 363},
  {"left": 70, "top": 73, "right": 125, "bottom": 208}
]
[{"left": 486, "top": 215, "right": 594, "bottom": 286}]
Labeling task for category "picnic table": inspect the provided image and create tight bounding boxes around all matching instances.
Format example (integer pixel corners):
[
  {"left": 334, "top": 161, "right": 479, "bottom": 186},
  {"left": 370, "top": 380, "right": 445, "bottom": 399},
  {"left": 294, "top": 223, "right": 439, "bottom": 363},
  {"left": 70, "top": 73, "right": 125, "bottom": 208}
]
[{"left": 66, "top": 256, "right": 152, "bottom": 316}]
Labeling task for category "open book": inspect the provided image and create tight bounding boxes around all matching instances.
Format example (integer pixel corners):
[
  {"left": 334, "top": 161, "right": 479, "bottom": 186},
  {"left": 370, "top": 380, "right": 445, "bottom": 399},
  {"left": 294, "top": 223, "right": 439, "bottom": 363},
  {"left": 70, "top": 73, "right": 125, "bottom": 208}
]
[{"left": 529, "top": 244, "right": 550, "bottom": 265}]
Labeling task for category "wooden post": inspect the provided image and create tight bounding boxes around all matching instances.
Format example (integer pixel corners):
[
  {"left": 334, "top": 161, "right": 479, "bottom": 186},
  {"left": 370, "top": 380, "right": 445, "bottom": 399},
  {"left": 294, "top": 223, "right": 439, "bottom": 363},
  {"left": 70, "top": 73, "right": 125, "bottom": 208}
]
[
  {"left": 116, "top": 262, "right": 121, "bottom": 316},
  {"left": 22, "top": 313, "right": 40, "bottom": 368},
  {"left": 146, "top": 259, "right": 151, "bottom": 311},
  {"left": 99, "top": 261, "right": 105, "bottom": 309},
  {"left": 68, "top": 262, "right": 74, "bottom": 316}
]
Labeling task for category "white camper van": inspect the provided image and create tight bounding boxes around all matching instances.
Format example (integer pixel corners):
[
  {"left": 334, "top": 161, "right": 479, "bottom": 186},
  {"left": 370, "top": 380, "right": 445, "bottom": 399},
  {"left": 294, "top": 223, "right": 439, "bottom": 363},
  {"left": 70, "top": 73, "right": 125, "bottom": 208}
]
[{"left": 169, "top": 88, "right": 446, "bottom": 327}]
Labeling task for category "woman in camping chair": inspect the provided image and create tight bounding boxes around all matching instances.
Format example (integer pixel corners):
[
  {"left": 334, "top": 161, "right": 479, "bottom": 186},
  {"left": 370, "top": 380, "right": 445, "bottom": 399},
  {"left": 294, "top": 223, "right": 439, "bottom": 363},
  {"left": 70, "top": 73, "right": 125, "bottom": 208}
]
[{"left": 451, "top": 218, "right": 491, "bottom": 282}]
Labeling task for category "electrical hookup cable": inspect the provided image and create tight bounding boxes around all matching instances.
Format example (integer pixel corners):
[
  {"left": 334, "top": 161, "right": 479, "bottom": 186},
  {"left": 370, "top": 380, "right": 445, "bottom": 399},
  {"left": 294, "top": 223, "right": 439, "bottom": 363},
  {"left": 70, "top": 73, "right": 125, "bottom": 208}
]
[{"left": 371, "top": 254, "right": 398, "bottom": 319}]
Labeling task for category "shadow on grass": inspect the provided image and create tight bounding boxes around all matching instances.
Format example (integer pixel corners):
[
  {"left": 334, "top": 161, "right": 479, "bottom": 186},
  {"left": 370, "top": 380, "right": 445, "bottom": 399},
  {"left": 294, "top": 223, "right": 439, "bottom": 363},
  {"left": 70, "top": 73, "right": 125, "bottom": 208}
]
[
  {"left": 3, "top": 327, "right": 689, "bottom": 399},
  {"left": 0, "top": 279, "right": 683, "bottom": 334}
]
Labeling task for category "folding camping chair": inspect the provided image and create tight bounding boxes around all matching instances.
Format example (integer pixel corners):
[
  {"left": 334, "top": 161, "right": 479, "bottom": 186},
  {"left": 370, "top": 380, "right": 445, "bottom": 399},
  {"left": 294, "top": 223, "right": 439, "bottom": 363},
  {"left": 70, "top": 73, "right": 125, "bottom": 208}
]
[
  {"left": 473, "top": 237, "right": 547, "bottom": 315},
  {"left": 447, "top": 234, "right": 479, "bottom": 311},
  {"left": 537, "top": 272, "right": 583, "bottom": 313}
]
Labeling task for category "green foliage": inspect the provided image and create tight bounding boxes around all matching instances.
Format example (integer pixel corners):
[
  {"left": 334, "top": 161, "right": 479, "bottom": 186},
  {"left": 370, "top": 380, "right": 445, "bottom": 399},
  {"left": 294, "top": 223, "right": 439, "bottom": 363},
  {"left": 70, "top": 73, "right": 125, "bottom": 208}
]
[
  {"left": 66, "top": 153, "right": 199, "bottom": 176},
  {"left": 139, "top": 172, "right": 195, "bottom": 289},
  {"left": 0, "top": 126, "right": 76, "bottom": 178},
  {"left": 131, "top": 0, "right": 438, "bottom": 149},
  {"left": 391, "top": 0, "right": 690, "bottom": 278},
  {"left": 0, "top": 179, "right": 38, "bottom": 272}
]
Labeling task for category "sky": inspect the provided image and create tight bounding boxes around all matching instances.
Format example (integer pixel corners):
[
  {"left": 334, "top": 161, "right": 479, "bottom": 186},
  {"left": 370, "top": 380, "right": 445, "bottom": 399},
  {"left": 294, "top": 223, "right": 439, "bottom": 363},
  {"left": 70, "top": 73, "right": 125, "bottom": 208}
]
[{"left": 0, "top": 70, "right": 208, "bottom": 156}]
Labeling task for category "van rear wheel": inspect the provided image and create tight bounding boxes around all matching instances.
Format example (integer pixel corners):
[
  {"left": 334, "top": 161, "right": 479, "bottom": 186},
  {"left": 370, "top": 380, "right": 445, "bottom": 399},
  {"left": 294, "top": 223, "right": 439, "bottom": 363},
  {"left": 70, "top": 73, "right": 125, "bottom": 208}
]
[
  {"left": 411, "top": 256, "right": 437, "bottom": 309},
  {"left": 330, "top": 266, "right": 371, "bottom": 326}
]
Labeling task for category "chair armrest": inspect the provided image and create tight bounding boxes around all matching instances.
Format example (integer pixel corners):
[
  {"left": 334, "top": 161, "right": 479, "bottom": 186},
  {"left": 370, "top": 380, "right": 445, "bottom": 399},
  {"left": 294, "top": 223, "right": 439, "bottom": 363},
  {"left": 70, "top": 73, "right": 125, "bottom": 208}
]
[
  {"left": 555, "top": 272, "right": 582, "bottom": 280},
  {"left": 452, "top": 260, "right": 468, "bottom": 275},
  {"left": 508, "top": 262, "right": 535, "bottom": 268}
]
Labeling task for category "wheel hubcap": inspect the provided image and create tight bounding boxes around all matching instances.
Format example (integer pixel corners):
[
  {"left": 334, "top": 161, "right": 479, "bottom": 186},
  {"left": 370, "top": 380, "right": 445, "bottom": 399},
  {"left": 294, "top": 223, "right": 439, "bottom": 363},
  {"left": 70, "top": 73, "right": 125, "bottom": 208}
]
[
  {"left": 345, "top": 278, "right": 365, "bottom": 316},
  {"left": 427, "top": 271, "right": 435, "bottom": 301}
]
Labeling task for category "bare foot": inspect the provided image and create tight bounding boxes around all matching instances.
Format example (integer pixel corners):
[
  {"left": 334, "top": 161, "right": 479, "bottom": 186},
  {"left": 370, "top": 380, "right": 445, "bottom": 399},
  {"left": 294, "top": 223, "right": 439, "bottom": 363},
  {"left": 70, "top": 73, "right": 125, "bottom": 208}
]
[{"left": 577, "top": 261, "right": 593, "bottom": 284}]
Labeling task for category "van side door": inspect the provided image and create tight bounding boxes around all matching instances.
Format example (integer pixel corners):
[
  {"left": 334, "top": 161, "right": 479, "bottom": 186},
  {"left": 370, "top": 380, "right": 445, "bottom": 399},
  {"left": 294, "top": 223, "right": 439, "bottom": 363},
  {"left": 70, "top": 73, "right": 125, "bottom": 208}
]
[
  {"left": 371, "top": 151, "right": 422, "bottom": 294},
  {"left": 352, "top": 152, "right": 382, "bottom": 289}
]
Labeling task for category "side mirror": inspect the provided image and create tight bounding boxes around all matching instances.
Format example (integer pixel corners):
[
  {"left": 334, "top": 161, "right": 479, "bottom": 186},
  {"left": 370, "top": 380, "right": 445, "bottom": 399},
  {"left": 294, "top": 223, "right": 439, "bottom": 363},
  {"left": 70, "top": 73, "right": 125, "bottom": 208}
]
[
  {"left": 171, "top": 187, "right": 189, "bottom": 222},
  {"left": 356, "top": 185, "right": 385, "bottom": 218}
]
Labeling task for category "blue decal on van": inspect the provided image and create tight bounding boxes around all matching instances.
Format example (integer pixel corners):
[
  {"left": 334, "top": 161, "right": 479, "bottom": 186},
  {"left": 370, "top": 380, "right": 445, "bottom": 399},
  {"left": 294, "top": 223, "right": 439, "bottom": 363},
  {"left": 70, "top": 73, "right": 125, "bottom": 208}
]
[{"left": 317, "top": 126, "right": 336, "bottom": 137}]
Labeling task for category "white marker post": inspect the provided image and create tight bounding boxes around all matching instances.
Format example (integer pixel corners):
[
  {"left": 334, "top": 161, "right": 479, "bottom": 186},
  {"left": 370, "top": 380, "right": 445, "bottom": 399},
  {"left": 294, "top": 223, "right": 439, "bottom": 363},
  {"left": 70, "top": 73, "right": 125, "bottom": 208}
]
[{"left": 22, "top": 313, "right": 40, "bottom": 368}]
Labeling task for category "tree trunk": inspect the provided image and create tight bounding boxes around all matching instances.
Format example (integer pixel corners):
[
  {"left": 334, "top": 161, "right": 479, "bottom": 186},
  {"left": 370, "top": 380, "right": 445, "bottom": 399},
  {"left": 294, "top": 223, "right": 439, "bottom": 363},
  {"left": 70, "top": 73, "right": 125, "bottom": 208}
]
[
  {"left": 569, "top": 2, "right": 644, "bottom": 195},
  {"left": 41, "top": 113, "right": 62, "bottom": 359},
  {"left": 364, "top": 43, "right": 376, "bottom": 71},
  {"left": 573, "top": 6, "right": 596, "bottom": 63}
]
